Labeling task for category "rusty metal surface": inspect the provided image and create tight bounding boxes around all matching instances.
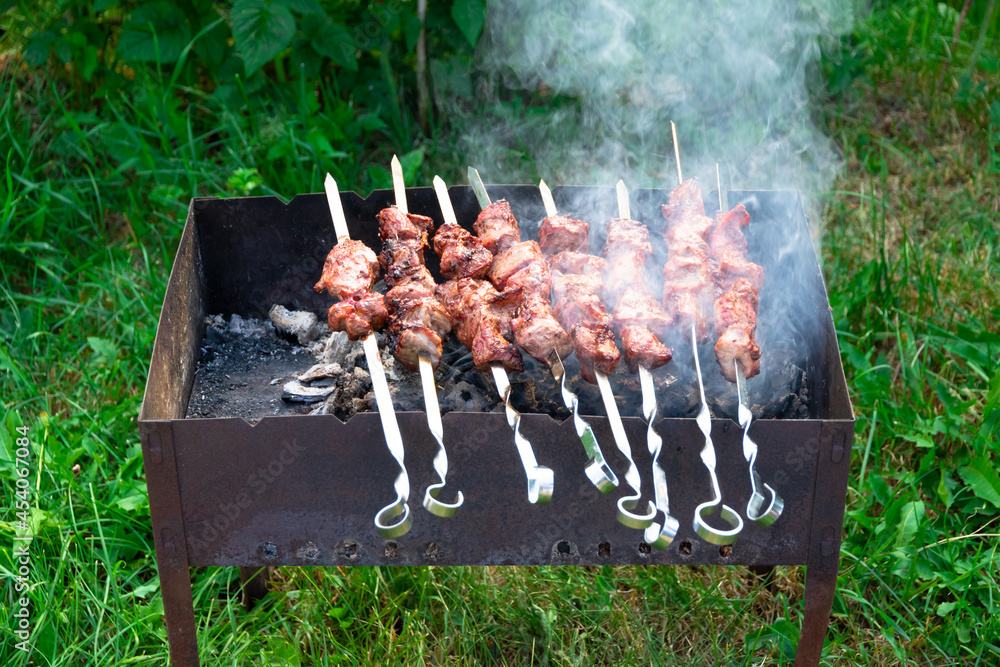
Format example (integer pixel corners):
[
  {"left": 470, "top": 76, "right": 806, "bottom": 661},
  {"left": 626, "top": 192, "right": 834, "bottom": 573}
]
[{"left": 169, "top": 412, "right": 824, "bottom": 567}]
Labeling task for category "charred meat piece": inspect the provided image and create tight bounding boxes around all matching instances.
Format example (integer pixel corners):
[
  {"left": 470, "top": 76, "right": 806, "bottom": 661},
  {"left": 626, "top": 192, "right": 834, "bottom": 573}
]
[
  {"left": 600, "top": 214, "right": 673, "bottom": 372},
  {"left": 377, "top": 206, "right": 434, "bottom": 241},
  {"left": 661, "top": 253, "right": 714, "bottom": 340},
  {"left": 661, "top": 177, "right": 707, "bottom": 222},
  {"left": 570, "top": 322, "right": 621, "bottom": 383},
  {"left": 661, "top": 178, "right": 716, "bottom": 340},
  {"left": 327, "top": 293, "right": 388, "bottom": 341},
  {"left": 433, "top": 222, "right": 493, "bottom": 280},
  {"left": 473, "top": 199, "right": 520, "bottom": 255},
  {"left": 604, "top": 217, "right": 653, "bottom": 258},
  {"left": 547, "top": 250, "right": 607, "bottom": 275},
  {"left": 435, "top": 278, "right": 524, "bottom": 372},
  {"left": 386, "top": 322, "right": 442, "bottom": 371},
  {"left": 512, "top": 295, "right": 574, "bottom": 364},
  {"left": 714, "top": 278, "right": 761, "bottom": 381},
  {"left": 611, "top": 287, "right": 672, "bottom": 341},
  {"left": 488, "top": 241, "right": 546, "bottom": 291},
  {"left": 377, "top": 206, "right": 453, "bottom": 370},
  {"left": 551, "top": 271, "right": 603, "bottom": 305},
  {"left": 315, "top": 238, "right": 380, "bottom": 301},
  {"left": 618, "top": 325, "right": 673, "bottom": 372},
  {"left": 710, "top": 204, "right": 764, "bottom": 292},
  {"left": 472, "top": 208, "right": 573, "bottom": 366},
  {"left": 603, "top": 249, "right": 648, "bottom": 305},
  {"left": 550, "top": 271, "right": 620, "bottom": 382},
  {"left": 539, "top": 214, "right": 589, "bottom": 254}
]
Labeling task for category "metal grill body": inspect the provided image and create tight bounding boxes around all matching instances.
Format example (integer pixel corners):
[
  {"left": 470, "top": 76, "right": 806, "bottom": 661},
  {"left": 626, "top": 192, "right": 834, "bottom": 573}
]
[{"left": 139, "top": 186, "right": 854, "bottom": 666}]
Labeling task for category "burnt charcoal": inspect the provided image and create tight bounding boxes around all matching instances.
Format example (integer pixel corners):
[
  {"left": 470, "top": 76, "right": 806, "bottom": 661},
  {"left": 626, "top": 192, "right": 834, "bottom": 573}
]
[{"left": 269, "top": 305, "right": 320, "bottom": 345}]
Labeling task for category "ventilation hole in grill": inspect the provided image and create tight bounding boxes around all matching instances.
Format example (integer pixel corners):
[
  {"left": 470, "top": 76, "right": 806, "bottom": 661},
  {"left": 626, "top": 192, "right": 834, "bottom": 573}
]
[
  {"left": 557, "top": 540, "right": 572, "bottom": 554},
  {"left": 719, "top": 545, "right": 733, "bottom": 558},
  {"left": 262, "top": 542, "right": 277, "bottom": 560},
  {"left": 337, "top": 540, "right": 359, "bottom": 560},
  {"left": 598, "top": 542, "right": 611, "bottom": 558},
  {"left": 424, "top": 542, "right": 441, "bottom": 561},
  {"left": 384, "top": 541, "right": 398, "bottom": 558},
  {"left": 679, "top": 541, "right": 693, "bottom": 556},
  {"left": 638, "top": 543, "right": 652, "bottom": 556}
]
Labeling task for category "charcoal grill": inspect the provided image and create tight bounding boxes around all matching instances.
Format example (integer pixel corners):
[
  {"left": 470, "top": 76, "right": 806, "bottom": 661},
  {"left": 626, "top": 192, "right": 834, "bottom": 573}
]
[{"left": 138, "top": 185, "right": 854, "bottom": 666}]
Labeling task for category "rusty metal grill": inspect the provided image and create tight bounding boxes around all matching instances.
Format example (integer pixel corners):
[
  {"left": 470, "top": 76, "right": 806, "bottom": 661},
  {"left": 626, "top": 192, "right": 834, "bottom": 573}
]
[{"left": 139, "top": 185, "right": 854, "bottom": 666}]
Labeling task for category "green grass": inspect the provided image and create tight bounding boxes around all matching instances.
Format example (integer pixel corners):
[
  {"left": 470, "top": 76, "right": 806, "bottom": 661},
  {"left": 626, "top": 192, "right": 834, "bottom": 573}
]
[{"left": 2, "top": 1, "right": 1000, "bottom": 665}]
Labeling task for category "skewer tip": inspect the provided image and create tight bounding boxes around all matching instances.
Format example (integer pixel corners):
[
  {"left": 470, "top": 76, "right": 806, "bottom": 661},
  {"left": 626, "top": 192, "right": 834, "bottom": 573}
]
[
  {"left": 324, "top": 173, "right": 336, "bottom": 188},
  {"left": 391, "top": 154, "right": 400, "bottom": 168}
]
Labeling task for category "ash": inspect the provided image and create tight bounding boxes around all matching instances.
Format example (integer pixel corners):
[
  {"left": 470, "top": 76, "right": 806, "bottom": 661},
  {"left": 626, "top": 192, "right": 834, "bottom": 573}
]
[{"left": 187, "top": 310, "right": 809, "bottom": 423}]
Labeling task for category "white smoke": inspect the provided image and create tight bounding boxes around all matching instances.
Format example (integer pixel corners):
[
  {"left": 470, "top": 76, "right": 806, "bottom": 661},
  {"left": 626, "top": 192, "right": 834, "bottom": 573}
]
[{"left": 451, "top": 0, "right": 857, "bottom": 202}]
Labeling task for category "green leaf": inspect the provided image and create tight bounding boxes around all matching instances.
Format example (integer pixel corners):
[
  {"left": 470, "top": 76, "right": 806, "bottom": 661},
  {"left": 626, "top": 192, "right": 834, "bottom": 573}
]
[
  {"left": 958, "top": 457, "right": 1000, "bottom": 509},
  {"left": 232, "top": 0, "right": 296, "bottom": 75},
  {"left": 286, "top": 0, "right": 323, "bottom": 14},
  {"left": 894, "top": 500, "right": 924, "bottom": 548},
  {"left": 79, "top": 44, "right": 99, "bottom": 81},
  {"left": 936, "top": 601, "right": 959, "bottom": 617},
  {"left": 23, "top": 31, "right": 55, "bottom": 67},
  {"left": 398, "top": 146, "right": 425, "bottom": 184},
  {"left": 303, "top": 14, "right": 356, "bottom": 70},
  {"left": 87, "top": 337, "right": 118, "bottom": 366},
  {"left": 451, "top": 0, "right": 486, "bottom": 47},
  {"left": 119, "top": 2, "right": 192, "bottom": 64}
]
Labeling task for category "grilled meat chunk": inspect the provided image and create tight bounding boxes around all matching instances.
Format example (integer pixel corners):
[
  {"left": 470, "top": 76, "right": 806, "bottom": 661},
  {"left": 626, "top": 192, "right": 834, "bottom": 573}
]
[
  {"left": 618, "top": 325, "right": 673, "bottom": 372},
  {"left": 512, "top": 295, "right": 574, "bottom": 364},
  {"left": 551, "top": 271, "right": 603, "bottom": 305},
  {"left": 604, "top": 217, "right": 653, "bottom": 258},
  {"left": 377, "top": 206, "right": 453, "bottom": 370},
  {"left": 314, "top": 238, "right": 380, "bottom": 301},
  {"left": 539, "top": 214, "right": 589, "bottom": 254},
  {"left": 710, "top": 204, "right": 764, "bottom": 292},
  {"left": 570, "top": 322, "right": 621, "bottom": 383},
  {"left": 601, "top": 214, "right": 673, "bottom": 372},
  {"left": 611, "top": 287, "right": 672, "bottom": 341},
  {"left": 327, "top": 293, "right": 388, "bottom": 340},
  {"left": 473, "top": 199, "right": 520, "bottom": 254},
  {"left": 547, "top": 250, "right": 607, "bottom": 275},
  {"left": 377, "top": 206, "right": 434, "bottom": 241},
  {"left": 714, "top": 278, "right": 761, "bottom": 381},
  {"left": 661, "top": 178, "right": 716, "bottom": 340},
  {"left": 433, "top": 222, "right": 493, "bottom": 280},
  {"left": 488, "top": 241, "right": 546, "bottom": 291},
  {"left": 436, "top": 278, "right": 524, "bottom": 372}
]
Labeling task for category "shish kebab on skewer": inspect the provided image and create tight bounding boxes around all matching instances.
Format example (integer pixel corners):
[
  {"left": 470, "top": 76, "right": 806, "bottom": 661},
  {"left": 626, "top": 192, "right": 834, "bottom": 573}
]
[
  {"left": 598, "top": 181, "right": 677, "bottom": 544},
  {"left": 431, "top": 176, "right": 555, "bottom": 505},
  {"left": 376, "top": 155, "right": 464, "bottom": 517},
  {"left": 467, "top": 170, "right": 621, "bottom": 495},
  {"left": 315, "top": 174, "right": 412, "bottom": 538},
  {"left": 710, "top": 166, "right": 783, "bottom": 525},
  {"left": 660, "top": 122, "right": 743, "bottom": 544},
  {"left": 538, "top": 181, "right": 679, "bottom": 549}
]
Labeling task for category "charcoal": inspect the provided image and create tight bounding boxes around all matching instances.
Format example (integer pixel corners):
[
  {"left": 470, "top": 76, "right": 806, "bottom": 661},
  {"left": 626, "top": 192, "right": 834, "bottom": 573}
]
[{"left": 269, "top": 305, "right": 319, "bottom": 345}]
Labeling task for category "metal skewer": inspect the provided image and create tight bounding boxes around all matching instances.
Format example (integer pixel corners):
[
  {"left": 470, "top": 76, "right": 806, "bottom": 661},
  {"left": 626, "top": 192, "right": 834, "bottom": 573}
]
[
  {"left": 716, "top": 165, "right": 783, "bottom": 526},
  {"left": 323, "top": 174, "right": 412, "bottom": 538},
  {"left": 390, "top": 156, "right": 463, "bottom": 518},
  {"left": 537, "top": 179, "right": 617, "bottom": 494},
  {"left": 666, "top": 126, "right": 742, "bottom": 544},
  {"left": 691, "top": 320, "right": 743, "bottom": 544},
  {"left": 432, "top": 174, "right": 554, "bottom": 504},
  {"left": 614, "top": 180, "right": 674, "bottom": 539}
]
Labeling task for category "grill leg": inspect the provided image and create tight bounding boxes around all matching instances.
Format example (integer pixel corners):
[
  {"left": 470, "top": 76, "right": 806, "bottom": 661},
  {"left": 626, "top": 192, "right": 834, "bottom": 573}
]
[
  {"left": 239, "top": 566, "right": 271, "bottom": 610},
  {"left": 159, "top": 556, "right": 199, "bottom": 666},
  {"left": 794, "top": 551, "right": 839, "bottom": 666}
]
